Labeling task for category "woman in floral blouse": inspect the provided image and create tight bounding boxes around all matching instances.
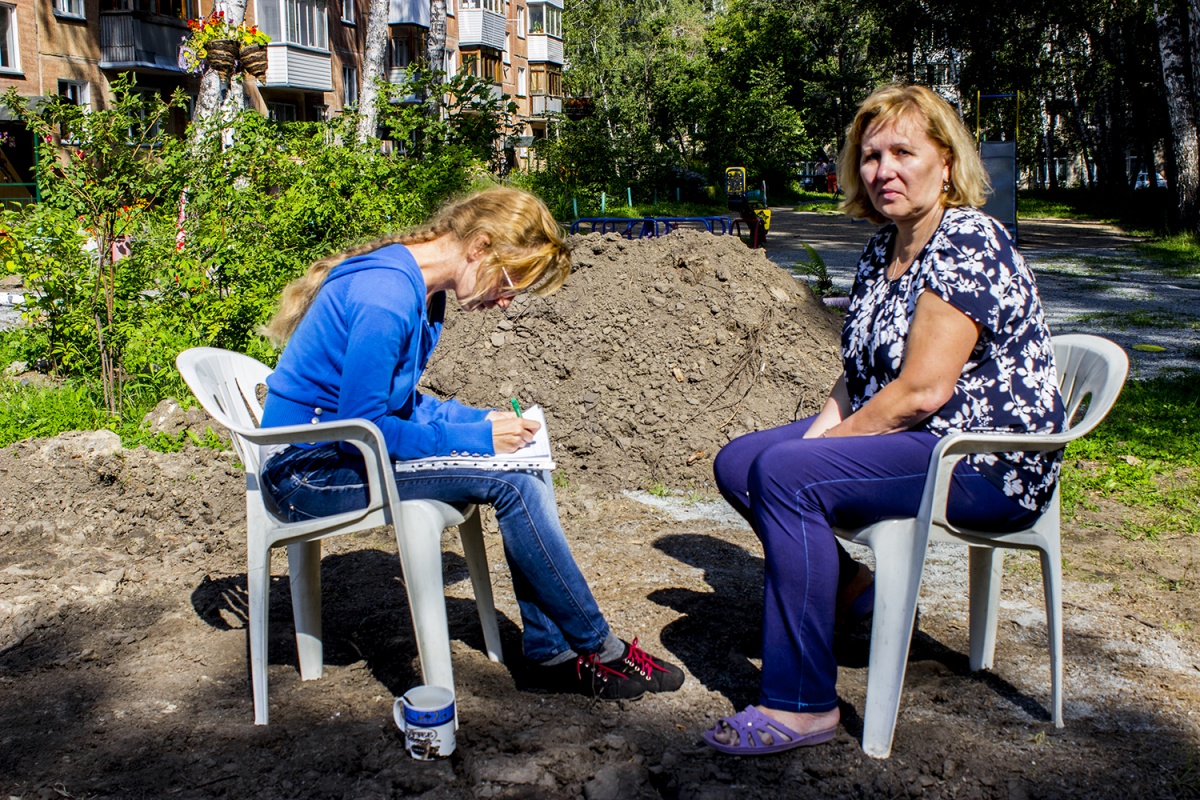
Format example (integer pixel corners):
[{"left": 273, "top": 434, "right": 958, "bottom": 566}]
[{"left": 705, "top": 84, "right": 1065, "bottom": 755}]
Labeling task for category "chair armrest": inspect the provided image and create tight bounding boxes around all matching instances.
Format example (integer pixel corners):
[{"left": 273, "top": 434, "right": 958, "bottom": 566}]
[
  {"left": 235, "top": 419, "right": 397, "bottom": 516},
  {"left": 919, "top": 430, "right": 1069, "bottom": 529}
]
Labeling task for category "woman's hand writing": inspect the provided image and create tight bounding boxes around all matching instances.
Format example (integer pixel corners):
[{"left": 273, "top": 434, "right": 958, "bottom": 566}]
[{"left": 492, "top": 417, "right": 541, "bottom": 454}]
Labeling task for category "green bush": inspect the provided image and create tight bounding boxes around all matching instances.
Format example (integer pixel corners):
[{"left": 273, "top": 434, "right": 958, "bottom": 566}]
[{"left": 0, "top": 75, "right": 493, "bottom": 430}]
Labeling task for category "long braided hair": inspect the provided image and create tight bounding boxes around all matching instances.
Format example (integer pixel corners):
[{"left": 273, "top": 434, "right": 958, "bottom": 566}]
[{"left": 263, "top": 187, "right": 571, "bottom": 346}]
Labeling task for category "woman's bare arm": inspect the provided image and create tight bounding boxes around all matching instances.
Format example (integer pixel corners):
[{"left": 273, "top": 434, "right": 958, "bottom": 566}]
[{"left": 825, "top": 292, "right": 981, "bottom": 437}]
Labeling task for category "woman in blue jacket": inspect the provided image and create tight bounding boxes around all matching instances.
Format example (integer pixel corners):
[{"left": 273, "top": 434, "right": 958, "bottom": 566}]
[{"left": 259, "top": 187, "right": 683, "bottom": 701}]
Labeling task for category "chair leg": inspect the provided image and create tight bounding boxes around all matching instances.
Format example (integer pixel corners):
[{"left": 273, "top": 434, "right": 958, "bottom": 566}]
[
  {"left": 458, "top": 508, "right": 503, "bottom": 664},
  {"left": 1039, "top": 539, "right": 1065, "bottom": 727},
  {"left": 247, "top": 542, "right": 272, "bottom": 725},
  {"left": 859, "top": 520, "right": 929, "bottom": 759},
  {"left": 395, "top": 501, "right": 455, "bottom": 690},
  {"left": 288, "top": 540, "right": 323, "bottom": 681},
  {"left": 968, "top": 545, "right": 1005, "bottom": 671}
]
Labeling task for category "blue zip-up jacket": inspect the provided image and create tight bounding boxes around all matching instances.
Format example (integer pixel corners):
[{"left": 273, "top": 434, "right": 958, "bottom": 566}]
[{"left": 260, "top": 244, "right": 494, "bottom": 460}]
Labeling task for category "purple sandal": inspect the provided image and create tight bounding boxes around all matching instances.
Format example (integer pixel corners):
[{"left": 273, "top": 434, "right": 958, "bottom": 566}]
[{"left": 702, "top": 706, "right": 837, "bottom": 755}]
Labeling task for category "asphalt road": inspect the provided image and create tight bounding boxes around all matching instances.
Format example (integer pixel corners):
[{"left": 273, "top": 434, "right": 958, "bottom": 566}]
[{"left": 763, "top": 208, "right": 1200, "bottom": 380}]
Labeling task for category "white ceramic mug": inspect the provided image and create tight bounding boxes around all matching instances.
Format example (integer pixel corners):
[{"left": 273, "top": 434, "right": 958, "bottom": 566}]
[{"left": 394, "top": 685, "right": 456, "bottom": 760}]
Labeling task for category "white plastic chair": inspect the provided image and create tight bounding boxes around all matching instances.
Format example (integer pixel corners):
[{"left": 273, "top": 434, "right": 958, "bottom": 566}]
[
  {"left": 834, "top": 333, "right": 1129, "bottom": 758},
  {"left": 176, "top": 347, "right": 503, "bottom": 725}
]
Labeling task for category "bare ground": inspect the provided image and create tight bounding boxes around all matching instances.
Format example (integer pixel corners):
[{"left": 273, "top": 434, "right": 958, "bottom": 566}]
[{"left": 2, "top": 227, "right": 1199, "bottom": 800}]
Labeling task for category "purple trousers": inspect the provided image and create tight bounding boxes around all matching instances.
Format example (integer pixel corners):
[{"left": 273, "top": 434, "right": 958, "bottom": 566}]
[{"left": 712, "top": 416, "right": 1042, "bottom": 713}]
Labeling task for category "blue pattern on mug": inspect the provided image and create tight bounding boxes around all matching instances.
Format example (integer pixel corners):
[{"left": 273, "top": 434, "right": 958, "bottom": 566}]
[{"left": 403, "top": 702, "right": 455, "bottom": 727}]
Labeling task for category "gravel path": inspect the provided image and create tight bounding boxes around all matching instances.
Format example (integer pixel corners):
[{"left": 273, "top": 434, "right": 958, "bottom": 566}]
[{"left": 765, "top": 208, "right": 1200, "bottom": 379}]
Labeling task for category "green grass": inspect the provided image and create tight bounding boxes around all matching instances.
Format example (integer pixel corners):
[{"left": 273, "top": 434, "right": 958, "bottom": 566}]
[
  {"left": 1131, "top": 232, "right": 1200, "bottom": 275},
  {"left": 1017, "top": 187, "right": 1177, "bottom": 234},
  {"left": 1066, "top": 310, "right": 1200, "bottom": 330},
  {"left": 0, "top": 377, "right": 225, "bottom": 453},
  {"left": 1061, "top": 372, "right": 1200, "bottom": 539}
]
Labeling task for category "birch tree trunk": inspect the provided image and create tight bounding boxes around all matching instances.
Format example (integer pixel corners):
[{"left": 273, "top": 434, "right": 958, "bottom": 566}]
[
  {"left": 356, "top": 0, "right": 389, "bottom": 141},
  {"left": 1153, "top": 0, "right": 1199, "bottom": 230},
  {"left": 426, "top": 0, "right": 447, "bottom": 114},
  {"left": 192, "top": 0, "right": 249, "bottom": 143}
]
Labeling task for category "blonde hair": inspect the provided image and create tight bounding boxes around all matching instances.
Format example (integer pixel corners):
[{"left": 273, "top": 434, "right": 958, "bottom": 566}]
[
  {"left": 838, "top": 84, "right": 989, "bottom": 224},
  {"left": 263, "top": 187, "right": 570, "bottom": 345}
]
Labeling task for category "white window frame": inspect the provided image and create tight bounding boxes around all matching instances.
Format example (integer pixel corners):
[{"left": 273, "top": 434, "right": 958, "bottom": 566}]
[
  {"left": 340, "top": 0, "right": 354, "bottom": 24},
  {"left": 516, "top": 6, "right": 524, "bottom": 37},
  {"left": 503, "top": 32, "right": 510, "bottom": 64},
  {"left": 260, "top": 0, "right": 328, "bottom": 49},
  {"left": 53, "top": 0, "right": 85, "bottom": 19},
  {"left": 0, "top": 4, "right": 20, "bottom": 72},
  {"left": 516, "top": 65, "right": 525, "bottom": 97},
  {"left": 446, "top": 0, "right": 454, "bottom": 16},
  {"left": 342, "top": 65, "right": 358, "bottom": 107},
  {"left": 58, "top": 79, "right": 91, "bottom": 109}
]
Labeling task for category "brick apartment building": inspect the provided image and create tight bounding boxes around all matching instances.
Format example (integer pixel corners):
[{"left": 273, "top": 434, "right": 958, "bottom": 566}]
[{"left": 0, "top": 0, "right": 564, "bottom": 202}]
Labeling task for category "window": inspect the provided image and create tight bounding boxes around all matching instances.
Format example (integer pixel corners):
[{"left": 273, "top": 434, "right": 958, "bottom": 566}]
[
  {"left": 531, "top": 65, "right": 560, "bottom": 95},
  {"left": 342, "top": 65, "right": 358, "bottom": 107},
  {"left": 268, "top": 101, "right": 297, "bottom": 122},
  {"left": 58, "top": 80, "right": 90, "bottom": 108},
  {"left": 100, "top": 0, "right": 192, "bottom": 15},
  {"left": 340, "top": 0, "right": 354, "bottom": 24},
  {"left": 461, "top": 0, "right": 502, "bottom": 13},
  {"left": 461, "top": 48, "right": 500, "bottom": 82},
  {"left": 1, "top": 5, "right": 19, "bottom": 72},
  {"left": 258, "top": 0, "right": 329, "bottom": 49},
  {"left": 516, "top": 6, "right": 524, "bottom": 37},
  {"left": 527, "top": 3, "right": 559, "bottom": 36},
  {"left": 503, "top": 32, "right": 510, "bottom": 64},
  {"left": 54, "top": 0, "right": 85, "bottom": 18},
  {"left": 57, "top": 80, "right": 89, "bottom": 142},
  {"left": 127, "top": 89, "right": 163, "bottom": 140},
  {"left": 516, "top": 66, "right": 525, "bottom": 97}
]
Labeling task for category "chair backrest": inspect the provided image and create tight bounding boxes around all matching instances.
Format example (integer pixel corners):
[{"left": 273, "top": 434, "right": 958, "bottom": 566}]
[
  {"left": 1052, "top": 334, "right": 1129, "bottom": 441},
  {"left": 176, "top": 347, "right": 273, "bottom": 471}
]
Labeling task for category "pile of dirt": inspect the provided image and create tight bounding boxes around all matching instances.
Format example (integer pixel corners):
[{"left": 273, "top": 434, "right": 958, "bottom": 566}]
[{"left": 422, "top": 229, "right": 843, "bottom": 493}]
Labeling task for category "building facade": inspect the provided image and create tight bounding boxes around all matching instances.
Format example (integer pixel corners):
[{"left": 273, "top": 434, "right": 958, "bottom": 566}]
[{"left": 0, "top": 0, "right": 563, "bottom": 202}]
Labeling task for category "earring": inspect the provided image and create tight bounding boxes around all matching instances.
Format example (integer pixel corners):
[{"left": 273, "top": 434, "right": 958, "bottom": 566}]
[{"left": 942, "top": 181, "right": 951, "bottom": 194}]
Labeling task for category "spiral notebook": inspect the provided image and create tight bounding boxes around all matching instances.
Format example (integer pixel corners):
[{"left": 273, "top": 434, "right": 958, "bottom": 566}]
[{"left": 394, "top": 405, "right": 556, "bottom": 473}]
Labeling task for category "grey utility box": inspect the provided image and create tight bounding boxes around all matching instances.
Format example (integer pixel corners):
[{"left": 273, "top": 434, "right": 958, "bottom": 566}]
[{"left": 980, "top": 141, "right": 1018, "bottom": 245}]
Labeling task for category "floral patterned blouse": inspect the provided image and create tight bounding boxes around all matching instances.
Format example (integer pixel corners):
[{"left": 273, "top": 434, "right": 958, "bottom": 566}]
[{"left": 842, "top": 206, "right": 1066, "bottom": 512}]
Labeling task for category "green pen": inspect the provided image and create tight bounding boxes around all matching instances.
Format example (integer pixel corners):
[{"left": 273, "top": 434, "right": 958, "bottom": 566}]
[{"left": 510, "top": 398, "right": 523, "bottom": 418}]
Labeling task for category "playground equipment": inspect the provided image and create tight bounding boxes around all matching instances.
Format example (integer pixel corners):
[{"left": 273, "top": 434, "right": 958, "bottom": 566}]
[
  {"left": 568, "top": 216, "right": 732, "bottom": 238},
  {"left": 725, "top": 166, "right": 771, "bottom": 248}
]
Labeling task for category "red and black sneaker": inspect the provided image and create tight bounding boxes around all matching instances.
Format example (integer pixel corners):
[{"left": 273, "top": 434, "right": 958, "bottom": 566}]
[{"left": 525, "top": 638, "right": 685, "bottom": 701}]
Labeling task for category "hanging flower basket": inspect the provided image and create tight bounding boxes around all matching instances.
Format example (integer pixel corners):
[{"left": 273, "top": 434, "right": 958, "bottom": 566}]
[
  {"left": 239, "top": 44, "right": 268, "bottom": 79},
  {"left": 204, "top": 38, "right": 239, "bottom": 78}
]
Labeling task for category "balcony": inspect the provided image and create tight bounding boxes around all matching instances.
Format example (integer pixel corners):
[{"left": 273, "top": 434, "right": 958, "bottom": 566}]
[
  {"left": 389, "top": 0, "right": 430, "bottom": 27},
  {"left": 530, "top": 94, "right": 561, "bottom": 116},
  {"left": 99, "top": 10, "right": 188, "bottom": 72},
  {"left": 261, "top": 44, "right": 333, "bottom": 91},
  {"left": 458, "top": 8, "right": 506, "bottom": 49},
  {"left": 526, "top": 33, "right": 563, "bottom": 64}
]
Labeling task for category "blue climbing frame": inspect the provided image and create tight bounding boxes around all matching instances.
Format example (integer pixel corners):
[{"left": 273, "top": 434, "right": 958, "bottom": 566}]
[{"left": 568, "top": 216, "right": 734, "bottom": 238}]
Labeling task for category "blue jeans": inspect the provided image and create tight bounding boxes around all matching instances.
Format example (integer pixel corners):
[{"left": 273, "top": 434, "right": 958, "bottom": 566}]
[
  {"left": 261, "top": 444, "right": 612, "bottom": 662},
  {"left": 713, "top": 416, "right": 1043, "bottom": 714}
]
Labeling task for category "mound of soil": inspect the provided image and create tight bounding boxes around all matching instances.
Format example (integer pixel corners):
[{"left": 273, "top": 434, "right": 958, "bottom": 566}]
[{"left": 423, "top": 230, "right": 842, "bottom": 492}]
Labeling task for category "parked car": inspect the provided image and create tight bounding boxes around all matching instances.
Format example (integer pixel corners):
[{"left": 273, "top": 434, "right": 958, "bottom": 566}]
[{"left": 1134, "top": 171, "right": 1167, "bottom": 189}]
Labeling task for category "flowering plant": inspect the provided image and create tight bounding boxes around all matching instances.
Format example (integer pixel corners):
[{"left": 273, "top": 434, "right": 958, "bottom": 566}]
[
  {"left": 237, "top": 24, "right": 270, "bottom": 47},
  {"left": 180, "top": 10, "right": 237, "bottom": 71},
  {"left": 180, "top": 12, "right": 271, "bottom": 71}
]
